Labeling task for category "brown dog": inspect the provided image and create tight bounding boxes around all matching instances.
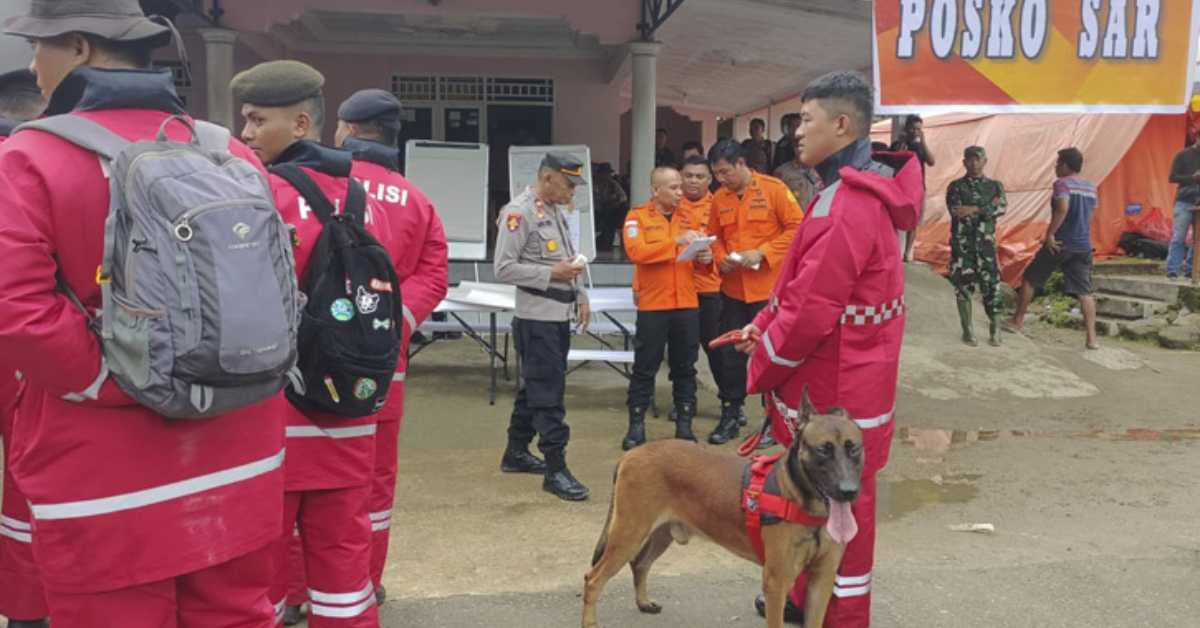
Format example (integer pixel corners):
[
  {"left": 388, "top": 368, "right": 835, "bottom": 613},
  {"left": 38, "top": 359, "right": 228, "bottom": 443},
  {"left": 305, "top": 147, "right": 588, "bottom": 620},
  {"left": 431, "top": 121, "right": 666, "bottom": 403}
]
[{"left": 582, "top": 391, "right": 864, "bottom": 628}]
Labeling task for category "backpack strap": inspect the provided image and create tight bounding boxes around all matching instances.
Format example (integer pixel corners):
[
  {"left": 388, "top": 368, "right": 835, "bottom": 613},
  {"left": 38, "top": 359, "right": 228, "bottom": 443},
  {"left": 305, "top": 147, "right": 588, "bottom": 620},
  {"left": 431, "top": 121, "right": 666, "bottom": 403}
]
[
  {"left": 270, "top": 163, "right": 366, "bottom": 226},
  {"left": 15, "top": 114, "right": 129, "bottom": 161},
  {"left": 343, "top": 176, "right": 367, "bottom": 224},
  {"left": 193, "top": 120, "right": 231, "bottom": 153}
]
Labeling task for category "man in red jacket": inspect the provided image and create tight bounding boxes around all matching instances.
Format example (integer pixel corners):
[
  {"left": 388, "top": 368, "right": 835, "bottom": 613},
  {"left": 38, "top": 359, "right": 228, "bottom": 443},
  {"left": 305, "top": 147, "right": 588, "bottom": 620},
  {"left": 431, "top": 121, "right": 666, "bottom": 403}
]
[
  {"left": 738, "top": 71, "right": 922, "bottom": 626},
  {"left": 0, "top": 3, "right": 287, "bottom": 626},
  {"left": 0, "top": 68, "right": 50, "bottom": 628},
  {"left": 337, "top": 89, "right": 449, "bottom": 602},
  {"left": 233, "top": 60, "right": 392, "bottom": 628}
]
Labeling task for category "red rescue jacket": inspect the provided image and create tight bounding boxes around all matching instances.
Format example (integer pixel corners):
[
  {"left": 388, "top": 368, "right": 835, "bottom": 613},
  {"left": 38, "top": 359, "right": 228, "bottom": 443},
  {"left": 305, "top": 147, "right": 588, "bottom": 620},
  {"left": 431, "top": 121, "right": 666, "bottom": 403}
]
[
  {"left": 0, "top": 67, "right": 287, "bottom": 593},
  {"left": 346, "top": 138, "right": 449, "bottom": 423},
  {"left": 748, "top": 141, "right": 923, "bottom": 475},
  {"left": 268, "top": 140, "right": 397, "bottom": 491}
]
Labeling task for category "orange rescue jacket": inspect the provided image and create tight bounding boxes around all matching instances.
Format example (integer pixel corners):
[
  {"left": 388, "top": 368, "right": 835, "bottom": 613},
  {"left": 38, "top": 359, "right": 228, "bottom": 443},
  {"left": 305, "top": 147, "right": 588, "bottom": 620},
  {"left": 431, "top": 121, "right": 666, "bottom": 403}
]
[
  {"left": 624, "top": 202, "right": 703, "bottom": 311},
  {"left": 681, "top": 193, "right": 721, "bottom": 294},
  {"left": 709, "top": 172, "right": 804, "bottom": 303}
]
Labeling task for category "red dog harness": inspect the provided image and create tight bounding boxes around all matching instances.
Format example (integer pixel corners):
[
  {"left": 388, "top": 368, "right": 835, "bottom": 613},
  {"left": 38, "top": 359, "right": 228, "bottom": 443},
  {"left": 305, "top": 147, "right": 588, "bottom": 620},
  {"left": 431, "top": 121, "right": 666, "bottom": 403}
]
[{"left": 742, "top": 453, "right": 829, "bottom": 564}]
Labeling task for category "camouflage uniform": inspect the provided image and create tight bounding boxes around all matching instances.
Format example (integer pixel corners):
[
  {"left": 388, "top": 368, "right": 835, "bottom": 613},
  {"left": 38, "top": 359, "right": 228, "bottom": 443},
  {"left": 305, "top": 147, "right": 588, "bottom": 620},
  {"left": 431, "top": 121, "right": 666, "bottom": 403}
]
[{"left": 946, "top": 167, "right": 1006, "bottom": 345}]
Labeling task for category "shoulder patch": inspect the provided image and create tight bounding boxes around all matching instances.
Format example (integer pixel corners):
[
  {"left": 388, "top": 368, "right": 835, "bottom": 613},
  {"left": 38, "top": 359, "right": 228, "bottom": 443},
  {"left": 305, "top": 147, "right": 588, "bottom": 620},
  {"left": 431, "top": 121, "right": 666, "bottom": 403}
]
[
  {"left": 506, "top": 213, "right": 522, "bottom": 232},
  {"left": 626, "top": 221, "right": 640, "bottom": 239}
]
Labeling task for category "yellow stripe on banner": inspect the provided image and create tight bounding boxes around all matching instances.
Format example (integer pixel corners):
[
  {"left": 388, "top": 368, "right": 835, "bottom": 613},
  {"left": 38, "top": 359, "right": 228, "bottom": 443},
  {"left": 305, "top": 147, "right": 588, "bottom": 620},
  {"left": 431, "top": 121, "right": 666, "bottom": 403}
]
[{"left": 970, "top": 27, "right": 1087, "bottom": 105}]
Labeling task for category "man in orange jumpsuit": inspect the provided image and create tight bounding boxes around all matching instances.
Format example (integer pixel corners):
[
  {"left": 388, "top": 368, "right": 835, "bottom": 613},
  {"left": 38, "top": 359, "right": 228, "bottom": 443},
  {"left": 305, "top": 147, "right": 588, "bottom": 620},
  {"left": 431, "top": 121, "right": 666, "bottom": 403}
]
[
  {"left": 677, "top": 155, "right": 733, "bottom": 425},
  {"left": 621, "top": 167, "right": 712, "bottom": 448},
  {"left": 705, "top": 140, "right": 804, "bottom": 445}
]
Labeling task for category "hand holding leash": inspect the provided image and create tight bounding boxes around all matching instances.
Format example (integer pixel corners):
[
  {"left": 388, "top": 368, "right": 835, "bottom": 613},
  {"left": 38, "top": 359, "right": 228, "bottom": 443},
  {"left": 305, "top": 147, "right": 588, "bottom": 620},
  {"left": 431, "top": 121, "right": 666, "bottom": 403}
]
[{"left": 708, "top": 325, "right": 762, "bottom": 354}]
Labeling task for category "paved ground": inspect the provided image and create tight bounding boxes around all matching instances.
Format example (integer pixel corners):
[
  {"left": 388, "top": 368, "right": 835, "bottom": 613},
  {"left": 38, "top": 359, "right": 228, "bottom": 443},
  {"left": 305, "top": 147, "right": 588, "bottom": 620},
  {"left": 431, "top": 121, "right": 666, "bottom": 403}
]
[
  {"left": 365, "top": 266, "right": 1200, "bottom": 627},
  {"left": 5, "top": 266, "right": 1199, "bottom": 627}
]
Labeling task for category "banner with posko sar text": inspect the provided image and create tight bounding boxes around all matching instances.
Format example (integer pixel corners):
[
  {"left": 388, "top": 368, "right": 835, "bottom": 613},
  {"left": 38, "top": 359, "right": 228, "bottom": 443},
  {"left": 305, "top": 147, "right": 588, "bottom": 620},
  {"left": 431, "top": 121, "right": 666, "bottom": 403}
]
[{"left": 874, "top": 0, "right": 1200, "bottom": 113}]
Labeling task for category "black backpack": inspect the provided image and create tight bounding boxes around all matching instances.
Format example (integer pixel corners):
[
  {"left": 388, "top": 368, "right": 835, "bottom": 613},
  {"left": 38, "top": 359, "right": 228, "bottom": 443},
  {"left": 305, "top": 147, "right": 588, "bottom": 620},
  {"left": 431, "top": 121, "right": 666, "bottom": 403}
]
[{"left": 270, "top": 164, "right": 401, "bottom": 417}]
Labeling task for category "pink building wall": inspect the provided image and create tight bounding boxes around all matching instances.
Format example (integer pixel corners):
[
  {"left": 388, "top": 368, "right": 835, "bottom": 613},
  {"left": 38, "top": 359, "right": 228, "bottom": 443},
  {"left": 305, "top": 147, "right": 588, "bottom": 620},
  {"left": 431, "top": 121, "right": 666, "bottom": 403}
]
[
  {"left": 290, "top": 51, "right": 624, "bottom": 164},
  {"left": 221, "top": 0, "right": 641, "bottom": 45}
]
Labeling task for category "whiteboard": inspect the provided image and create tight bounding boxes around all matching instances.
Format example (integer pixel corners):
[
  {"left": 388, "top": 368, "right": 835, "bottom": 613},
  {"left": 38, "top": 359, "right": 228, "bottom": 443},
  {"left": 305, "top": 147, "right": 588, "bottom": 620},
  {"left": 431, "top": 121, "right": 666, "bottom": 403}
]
[
  {"left": 405, "top": 140, "right": 489, "bottom": 261},
  {"left": 508, "top": 145, "right": 596, "bottom": 261}
]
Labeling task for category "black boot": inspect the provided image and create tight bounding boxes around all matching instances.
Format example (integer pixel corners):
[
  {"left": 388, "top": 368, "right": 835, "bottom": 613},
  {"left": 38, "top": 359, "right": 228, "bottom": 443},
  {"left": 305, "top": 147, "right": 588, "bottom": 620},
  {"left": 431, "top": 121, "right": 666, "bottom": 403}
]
[
  {"left": 674, "top": 403, "right": 697, "bottom": 442},
  {"left": 7, "top": 621, "right": 50, "bottom": 628},
  {"left": 543, "top": 451, "right": 590, "bottom": 501},
  {"left": 622, "top": 407, "right": 647, "bottom": 450},
  {"left": 737, "top": 406, "right": 748, "bottom": 426},
  {"left": 708, "top": 402, "right": 742, "bottom": 445},
  {"left": 500, "top": 444, "right": 547, "bottom": 474},
  {"left": 756, "top": 429, "right": 777, "bottom": 449},
  {"left": 754, "top": 593, "right": 805, "bottom": 624},
  {"left": 376, "top": 584, "right": 387, "bottom": 606}
]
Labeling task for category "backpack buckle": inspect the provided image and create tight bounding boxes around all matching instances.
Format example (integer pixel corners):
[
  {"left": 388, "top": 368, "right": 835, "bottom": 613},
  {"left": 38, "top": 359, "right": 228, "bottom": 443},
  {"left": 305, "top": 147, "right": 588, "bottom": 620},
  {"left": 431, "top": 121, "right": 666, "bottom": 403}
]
[{"left": 95, "top": 266, "right": 111, "bottom": 285}]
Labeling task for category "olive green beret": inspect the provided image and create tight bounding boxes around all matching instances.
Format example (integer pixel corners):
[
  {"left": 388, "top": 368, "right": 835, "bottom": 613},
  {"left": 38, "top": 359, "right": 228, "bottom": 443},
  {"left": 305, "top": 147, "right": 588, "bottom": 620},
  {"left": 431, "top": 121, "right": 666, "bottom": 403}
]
[{"left": 230, "top": 60, "right": 324, "bottom": 107}]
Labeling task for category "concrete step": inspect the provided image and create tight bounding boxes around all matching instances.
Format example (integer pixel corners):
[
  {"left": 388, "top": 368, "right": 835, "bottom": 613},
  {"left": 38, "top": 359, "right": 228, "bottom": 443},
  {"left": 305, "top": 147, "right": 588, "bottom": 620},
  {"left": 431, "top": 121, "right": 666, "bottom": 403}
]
[
  {"left": 1093, "top": 275, "right": 1181, "bottom": 303},
  {"left": 1095, "top": 294, "right": 1171, "bottom": 320},
  {"left": 1093, "top": 257, "right": 1163, "bottom": 276}
]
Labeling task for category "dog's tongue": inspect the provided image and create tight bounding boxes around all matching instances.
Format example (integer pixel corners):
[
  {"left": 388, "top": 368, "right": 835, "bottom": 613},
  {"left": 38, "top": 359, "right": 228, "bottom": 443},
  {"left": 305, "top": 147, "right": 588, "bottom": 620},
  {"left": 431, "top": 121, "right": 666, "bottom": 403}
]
[{"left": 825, "top": 500, "right": 858, "bottom": 544}]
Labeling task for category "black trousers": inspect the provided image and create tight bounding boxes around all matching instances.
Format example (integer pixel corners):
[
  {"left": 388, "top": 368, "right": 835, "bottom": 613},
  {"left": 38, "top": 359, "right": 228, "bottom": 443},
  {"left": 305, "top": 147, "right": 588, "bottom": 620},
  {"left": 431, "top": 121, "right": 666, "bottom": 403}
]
[
  {"left": 697, "top": 292, "right": 725, "bottom": 397},
  {"left": 627, "top": 308, "right": 699, "bottom": 411},
  {"left": 717, "top": 295, "right": 767, "bottom": 405},
  {"left": 508, "top": 318, "right": 571, "bottom": 468}
]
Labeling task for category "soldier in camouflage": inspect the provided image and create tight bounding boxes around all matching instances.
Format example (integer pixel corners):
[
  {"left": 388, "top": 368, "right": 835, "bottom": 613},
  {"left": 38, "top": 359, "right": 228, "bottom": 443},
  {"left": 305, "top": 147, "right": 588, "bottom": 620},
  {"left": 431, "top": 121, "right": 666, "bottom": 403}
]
[{"left": 945, "top": 145, "right": 1007, "bottom": 346}]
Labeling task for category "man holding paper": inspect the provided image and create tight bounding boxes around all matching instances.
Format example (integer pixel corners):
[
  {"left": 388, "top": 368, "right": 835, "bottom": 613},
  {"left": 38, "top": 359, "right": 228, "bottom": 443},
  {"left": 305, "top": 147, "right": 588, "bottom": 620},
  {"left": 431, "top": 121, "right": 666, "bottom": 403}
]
[
  {"left": 621, "top": 168, "right": 712, "bottom": 449},
  {"left": 705, "top": 140, "right": 805, "bottom": 446}
]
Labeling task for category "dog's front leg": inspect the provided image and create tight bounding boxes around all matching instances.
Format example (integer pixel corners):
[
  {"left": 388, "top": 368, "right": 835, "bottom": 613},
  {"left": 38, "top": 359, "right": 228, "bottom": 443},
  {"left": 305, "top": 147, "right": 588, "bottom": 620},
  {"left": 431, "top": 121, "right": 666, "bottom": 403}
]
[
  {"left": 802, "top": 544, "right": 846, "bottom": 628},
  {"left": 761, "top": 545, "right": 802, "bottom": 628}
]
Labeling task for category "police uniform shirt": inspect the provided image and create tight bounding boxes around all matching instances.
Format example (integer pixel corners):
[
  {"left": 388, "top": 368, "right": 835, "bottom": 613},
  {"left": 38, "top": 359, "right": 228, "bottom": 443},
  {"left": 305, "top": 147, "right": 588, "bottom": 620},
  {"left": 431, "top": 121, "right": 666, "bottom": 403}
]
[{"left": 494, "top": 187, "right": 589, "bottom": 322}]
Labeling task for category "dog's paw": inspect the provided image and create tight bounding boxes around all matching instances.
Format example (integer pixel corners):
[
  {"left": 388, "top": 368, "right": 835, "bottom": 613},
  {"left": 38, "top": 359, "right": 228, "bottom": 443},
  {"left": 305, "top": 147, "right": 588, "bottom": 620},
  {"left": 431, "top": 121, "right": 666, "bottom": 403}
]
[{"left": 637, "top": 601, "right": 663, "bottom": 614}]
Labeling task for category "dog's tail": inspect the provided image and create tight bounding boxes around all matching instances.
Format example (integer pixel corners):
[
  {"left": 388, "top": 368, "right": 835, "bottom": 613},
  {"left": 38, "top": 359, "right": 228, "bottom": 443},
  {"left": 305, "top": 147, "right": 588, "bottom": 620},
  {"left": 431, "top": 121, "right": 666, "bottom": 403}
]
[{"left": 590, "top": 460, "right": 622, "bottom": 567}]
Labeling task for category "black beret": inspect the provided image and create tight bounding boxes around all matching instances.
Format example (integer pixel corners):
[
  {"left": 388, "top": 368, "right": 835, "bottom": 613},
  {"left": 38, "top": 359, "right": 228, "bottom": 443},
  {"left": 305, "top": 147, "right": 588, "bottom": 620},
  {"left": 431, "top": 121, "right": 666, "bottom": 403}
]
[
  {"left": 230, "top": 60, "right": 324, "bottom": 107},
  {"left": 338, "top": 89, "right": 401, "bottom": 129},
  {"left": 0, "top": 69, "right": 39, "bottom": 96}
]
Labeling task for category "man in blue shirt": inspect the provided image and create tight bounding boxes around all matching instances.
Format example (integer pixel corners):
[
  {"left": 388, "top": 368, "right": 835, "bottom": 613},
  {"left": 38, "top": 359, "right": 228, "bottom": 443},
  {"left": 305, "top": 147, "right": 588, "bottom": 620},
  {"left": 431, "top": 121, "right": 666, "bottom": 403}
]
[{"left": 1006, "top": 148, "right": 1100, "bottom": 349}]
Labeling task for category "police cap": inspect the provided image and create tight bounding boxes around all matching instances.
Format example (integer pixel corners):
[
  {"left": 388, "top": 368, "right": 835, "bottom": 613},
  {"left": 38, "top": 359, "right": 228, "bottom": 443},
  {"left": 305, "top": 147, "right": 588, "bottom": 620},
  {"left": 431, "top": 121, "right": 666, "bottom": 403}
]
[
  {"left": 338, "top": 89, "right": 402, "bottom": 129},
  {"left": 540, "top": 152, "right": 587, "bottom": 186},
  {"left": 964, "top": 145, "right": 987, "bottom": 159},
  {"left": 230, "top": 60, "right": 324, "bottom": 107}
]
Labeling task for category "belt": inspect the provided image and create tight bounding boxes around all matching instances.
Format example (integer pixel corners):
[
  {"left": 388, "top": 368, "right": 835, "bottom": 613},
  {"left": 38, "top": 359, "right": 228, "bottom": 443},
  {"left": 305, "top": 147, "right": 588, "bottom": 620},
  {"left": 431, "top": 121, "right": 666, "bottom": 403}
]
[{"left": 519, "top": 286, "right": 577, "bottom": 304}]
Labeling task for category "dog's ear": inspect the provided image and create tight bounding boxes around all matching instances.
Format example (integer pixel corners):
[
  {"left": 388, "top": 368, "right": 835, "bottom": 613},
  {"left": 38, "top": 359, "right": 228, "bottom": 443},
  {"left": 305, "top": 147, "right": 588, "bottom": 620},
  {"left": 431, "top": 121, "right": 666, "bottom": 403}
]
[
  {"left": 827, "top": 407, "right": 850, "bottom": 420},
  {"left": 800, "top": 385, "right": 817, "bottom": 420}
]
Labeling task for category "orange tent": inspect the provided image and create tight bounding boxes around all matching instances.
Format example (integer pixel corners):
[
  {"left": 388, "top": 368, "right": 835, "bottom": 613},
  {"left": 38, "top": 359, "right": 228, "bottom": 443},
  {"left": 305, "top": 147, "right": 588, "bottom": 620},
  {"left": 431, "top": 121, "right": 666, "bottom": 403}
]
[{"left": 873, "top": 114, "right": 1188, "bottom": 285}]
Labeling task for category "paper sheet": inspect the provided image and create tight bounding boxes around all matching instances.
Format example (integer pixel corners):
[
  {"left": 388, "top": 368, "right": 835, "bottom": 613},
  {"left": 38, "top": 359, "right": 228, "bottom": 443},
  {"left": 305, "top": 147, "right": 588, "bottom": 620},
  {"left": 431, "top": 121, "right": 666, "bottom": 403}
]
[{"left": 677, "top": 236, "right": 716, "bottom": 262}]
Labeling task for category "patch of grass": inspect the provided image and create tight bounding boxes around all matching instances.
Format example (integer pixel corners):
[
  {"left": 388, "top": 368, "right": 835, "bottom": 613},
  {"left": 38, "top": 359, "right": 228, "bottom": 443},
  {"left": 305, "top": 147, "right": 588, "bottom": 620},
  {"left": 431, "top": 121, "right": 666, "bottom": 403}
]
[{"left": 1040, "top": 270, "right": 1066, "bottom": 299}]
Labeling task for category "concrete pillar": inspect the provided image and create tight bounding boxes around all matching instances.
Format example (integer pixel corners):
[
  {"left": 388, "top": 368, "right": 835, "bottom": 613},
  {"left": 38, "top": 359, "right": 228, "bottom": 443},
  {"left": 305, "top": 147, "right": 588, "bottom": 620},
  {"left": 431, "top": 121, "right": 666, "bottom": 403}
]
[
  {"left": 198, "top": 27, "right": 238, "bottom": 130},
  {"left": 629, "top": 41, "right": 660, "bottom": 206}
]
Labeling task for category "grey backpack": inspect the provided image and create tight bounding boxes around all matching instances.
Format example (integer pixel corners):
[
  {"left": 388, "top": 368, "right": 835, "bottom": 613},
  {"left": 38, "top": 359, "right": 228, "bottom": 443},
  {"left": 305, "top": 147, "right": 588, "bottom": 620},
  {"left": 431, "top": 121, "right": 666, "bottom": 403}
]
[{"left": 18, "top": 114, "right": 300, "bottom": 419}]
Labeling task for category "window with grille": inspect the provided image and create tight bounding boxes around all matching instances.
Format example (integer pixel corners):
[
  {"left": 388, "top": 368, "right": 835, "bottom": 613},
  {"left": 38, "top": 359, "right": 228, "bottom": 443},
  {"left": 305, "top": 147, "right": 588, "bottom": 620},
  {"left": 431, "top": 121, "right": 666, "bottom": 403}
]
[
  {"left": 486, "top": 78, "right": 554, "bottom": 104},
  {"left": 392, "top": 76, "right": 437, "bottom": 102},
  {"left": 390, "top": 75, "right": 553, "bottom": 105}
]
